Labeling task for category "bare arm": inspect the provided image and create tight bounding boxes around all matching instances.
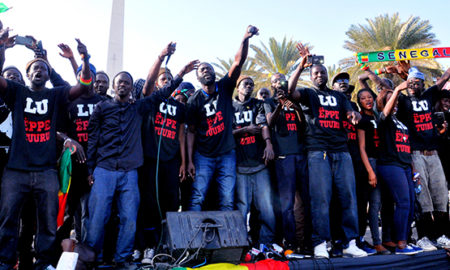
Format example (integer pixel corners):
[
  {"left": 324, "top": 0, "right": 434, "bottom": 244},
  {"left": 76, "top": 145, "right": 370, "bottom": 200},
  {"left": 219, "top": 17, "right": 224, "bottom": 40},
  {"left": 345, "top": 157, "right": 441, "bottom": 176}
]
[
  {"left": 261, "top": 125, "right": 274, "bottom": 165},
  {"left": 178, "top": 124, "right": 187, "bottom": 182},
  {"left": 266, "top": 102, "right": 283, "bottom": 128},
  {"left": 358, "top": 73, "right": 370, "bottom": 89},
  {"left": 68, "top": 39, "right": 91, "bottom": 100},
  {"left": 357, "top": 129, "right": 377, "bottom": 187},
  {"left": 288, "top": 43, "right": 312, "bottom": 94},
  {"left": 142, "top": 42, "right": 176, "bottom": 96},
  {"left": 436, "top": 67, "right": 450, "bottom": 90},
  {"left": 58, "top": 43, "right": 78, "bottom": 77},
  {"left": 187, "top": 125, "right": 196, "bottom": 178},
  {"left": 382, "top": 81, "right": 408, "bottom": 116},
  {"left": 228, "top": 25, "right": 259, "bottom": 84},
  {"left": 365, "top": 68, "right": 392, "bottom": 91}
]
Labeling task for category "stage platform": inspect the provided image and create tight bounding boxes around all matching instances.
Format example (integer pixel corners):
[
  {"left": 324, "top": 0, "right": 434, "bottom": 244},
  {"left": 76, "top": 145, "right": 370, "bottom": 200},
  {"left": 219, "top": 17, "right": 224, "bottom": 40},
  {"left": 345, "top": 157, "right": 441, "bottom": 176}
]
[{"left": 288, "top": 249, "right": 449, "bottom": 270}]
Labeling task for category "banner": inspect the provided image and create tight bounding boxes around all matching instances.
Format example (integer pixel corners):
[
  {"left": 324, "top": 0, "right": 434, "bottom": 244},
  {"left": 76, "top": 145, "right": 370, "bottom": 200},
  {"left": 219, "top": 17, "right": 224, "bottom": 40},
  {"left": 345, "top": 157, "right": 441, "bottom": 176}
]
[{"left": 357, "top": 47, "right": 450, "bottom": 63}]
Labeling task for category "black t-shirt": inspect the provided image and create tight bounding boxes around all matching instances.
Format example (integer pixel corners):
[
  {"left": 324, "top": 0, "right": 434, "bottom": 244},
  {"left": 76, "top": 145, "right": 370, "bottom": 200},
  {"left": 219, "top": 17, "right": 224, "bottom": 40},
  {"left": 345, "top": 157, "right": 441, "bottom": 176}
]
[
  {"left": 357, "top": 113, "right": 380, "bottom": 159},
  {"left": 377, "top": 113, "right": 411, "bottom": 167},
  {"left": 344, "top": 101, "right": 359, "bottom": 158},
  {"left": 142, "top": 96, "right": 186, "bottom": 161},
  {"left": 67, "top": 94, "right": 104, "bottom": 150},
  {"left": 186, "top": 75, "right": 236, "bottom": 157},
  {"left": 232, "top": 97, "right": 267, "bottom": 167},
  {"left": 297, "top": 87, "right": 353, "bottom": 152},
  {"left": 264, "top": 98, "right": 304, "bottom": 156},
  {"left": 397, "top": 85, "right": 439, "bottom": 151},
  {"left": 1, "top": 80, "right": 70, "bottom": 171}
]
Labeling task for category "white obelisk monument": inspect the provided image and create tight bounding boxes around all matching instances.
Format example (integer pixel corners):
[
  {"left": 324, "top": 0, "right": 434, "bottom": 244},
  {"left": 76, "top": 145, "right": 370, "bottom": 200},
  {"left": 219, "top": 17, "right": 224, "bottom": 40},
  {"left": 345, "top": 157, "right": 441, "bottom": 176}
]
[{"left": 106, "top": 0, "right": 124, "bottom": 81}]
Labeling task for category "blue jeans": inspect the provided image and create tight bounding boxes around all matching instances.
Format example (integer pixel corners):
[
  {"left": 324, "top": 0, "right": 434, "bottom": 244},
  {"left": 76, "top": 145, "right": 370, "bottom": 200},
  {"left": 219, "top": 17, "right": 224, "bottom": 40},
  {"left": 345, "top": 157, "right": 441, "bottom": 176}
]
[
  {"left": 377, "top": 164, "right": 414, "bottom": 242},
  {"left": 275, "top": 154, "right": 310, "bottom": 248},
  {"left": 86, "top": 167, "right": 139, "bottom": 263},
  {"left": 0, "top": 168, "right": 59, "bottom": 270},
  {"left": 235, "top": 168, "right": 276, "bottom": 245},
  {"left": 356, "top": 158, "right": 382, "bottom": 245},
  {"left": 189, "top": 150, "right": 236, "bottom": 211},
  {"left": 308, "top": 151, "right": 359, "bottom": 247}
]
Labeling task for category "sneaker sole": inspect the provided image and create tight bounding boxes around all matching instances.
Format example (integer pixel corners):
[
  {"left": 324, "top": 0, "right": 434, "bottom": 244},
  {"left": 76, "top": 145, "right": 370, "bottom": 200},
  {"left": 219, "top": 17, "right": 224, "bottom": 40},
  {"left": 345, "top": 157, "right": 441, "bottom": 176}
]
[
  {"left": 141, "top": 259, "right": 152, "bottom": 264},
  {"left": 343, "top": 254, "right": 368, "bottom": 258},
  {"left": 395, "top": 250, "right": 419, "bottom": 255},
  {"left": 314, "top": 255, "right": 329, "bottom": 259}
]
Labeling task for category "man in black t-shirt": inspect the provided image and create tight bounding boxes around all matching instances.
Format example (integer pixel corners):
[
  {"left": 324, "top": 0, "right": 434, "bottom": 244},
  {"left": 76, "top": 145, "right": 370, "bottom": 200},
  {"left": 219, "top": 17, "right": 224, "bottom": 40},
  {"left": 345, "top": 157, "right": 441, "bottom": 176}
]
[
  {"left": 263, "top": 43, "right": 313, "bottom": 251},
  {"left": 233, "top": 75, "right": 275, "bottom": 246},
  {"left": 390, "top": 66, "right": 450, "bottom": 249},
  {"left": 0, "top": 36, "right": 92, "bottom": 270},
  {"left": 290, "top": 64, "right": 366, "bottom": 259},
  {"left": 135, "top": 45, "right": 198, "bottom": 264},
  {"left": 186, "top": 26, "right": 258, "bottom": 211},
  {"left": 63, "top": 64, "right": 104, "bottom": 243}
]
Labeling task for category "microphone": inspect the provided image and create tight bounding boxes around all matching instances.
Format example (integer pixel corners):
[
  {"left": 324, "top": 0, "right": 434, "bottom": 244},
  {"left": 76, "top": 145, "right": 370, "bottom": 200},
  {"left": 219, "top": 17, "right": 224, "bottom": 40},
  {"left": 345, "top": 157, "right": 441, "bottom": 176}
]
[{"left": 165, "top": 43, "right": 176, "bottom": 66}]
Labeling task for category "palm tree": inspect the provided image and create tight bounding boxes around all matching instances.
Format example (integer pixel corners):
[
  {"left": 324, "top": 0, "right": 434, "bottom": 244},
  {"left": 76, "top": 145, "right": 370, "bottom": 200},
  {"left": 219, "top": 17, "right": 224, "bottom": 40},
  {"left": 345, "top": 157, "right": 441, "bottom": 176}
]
[
  {"left": 341, "top": 13, "right": 442, "bottom": 90},
  {"left": 250, "top": 37, "right": 313, "bottom": 88},
  {"left": 212, "top": 58, "right": 265, "bottom": 96}
]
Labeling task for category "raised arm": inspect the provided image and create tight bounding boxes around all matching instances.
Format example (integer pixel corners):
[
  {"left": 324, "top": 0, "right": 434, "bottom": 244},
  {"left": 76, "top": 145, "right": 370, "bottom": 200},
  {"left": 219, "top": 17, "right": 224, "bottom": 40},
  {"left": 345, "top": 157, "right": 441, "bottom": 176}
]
[
  {"left": 58, "top": 43, "right": 79, "bottom": 78},
  {"left": 381, "top": 81, "right": 408, "bottom": 117},
  {"left": 142, "top": 42, "right": 177, "bottom": 96},
  {"left": 68, "top": 39, "right": 91, "bottom": 100},
  {"left": 364, "top": 67, "right": 392, "bottom": 92},
  {"left": 288, "top": 43, "right": 312, "bottom": 94},
  {"left": 436, "top": 68, "right": 450, "bottom": 90},
  {"left": 150, "top": 60, "right": 199, "bottom": 101},
  {"left": 358, "top": 73, "right": 370, "bottom": 89},
  {"left": 228, "top": 25, "right": 259, "bottom": 83}
]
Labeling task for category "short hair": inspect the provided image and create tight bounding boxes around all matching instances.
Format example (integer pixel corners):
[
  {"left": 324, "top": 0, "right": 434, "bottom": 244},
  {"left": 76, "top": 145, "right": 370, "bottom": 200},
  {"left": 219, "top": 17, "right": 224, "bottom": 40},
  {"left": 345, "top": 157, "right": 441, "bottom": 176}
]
[
  {"left": 309, "top": 64, "right": 327, "bottom": 76},
  {"left": 112, "top": 71, "right": 133, "bottom": 86},
  {"left": 96, "top": 71, "right": 110, "bottom": 82}
]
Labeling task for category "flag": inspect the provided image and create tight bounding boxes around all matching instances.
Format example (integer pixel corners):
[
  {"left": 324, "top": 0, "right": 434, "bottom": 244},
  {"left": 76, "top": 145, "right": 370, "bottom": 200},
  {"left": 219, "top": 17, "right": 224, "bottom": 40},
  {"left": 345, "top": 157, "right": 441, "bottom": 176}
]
[
  {"left": 0, "top": 3, "right": 10, "bottom": 13},
  {"left": 57, "top": 148, "right": 72, "bottom": 228}
]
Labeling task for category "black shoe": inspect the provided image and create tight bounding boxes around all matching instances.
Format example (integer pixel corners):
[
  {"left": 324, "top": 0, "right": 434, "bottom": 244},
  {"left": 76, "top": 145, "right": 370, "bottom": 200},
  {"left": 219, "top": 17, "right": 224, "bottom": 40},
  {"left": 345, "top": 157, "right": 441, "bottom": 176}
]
[{"left": 330, "top": 242, "right": 343, "bottom": 258}]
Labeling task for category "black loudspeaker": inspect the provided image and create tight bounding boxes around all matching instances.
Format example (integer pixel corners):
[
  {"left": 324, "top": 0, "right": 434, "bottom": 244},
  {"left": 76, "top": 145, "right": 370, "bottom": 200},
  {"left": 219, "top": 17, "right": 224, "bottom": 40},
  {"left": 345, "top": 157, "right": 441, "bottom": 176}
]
[{"left": 164, "top": 211, "right": 249, "bottom": 264}]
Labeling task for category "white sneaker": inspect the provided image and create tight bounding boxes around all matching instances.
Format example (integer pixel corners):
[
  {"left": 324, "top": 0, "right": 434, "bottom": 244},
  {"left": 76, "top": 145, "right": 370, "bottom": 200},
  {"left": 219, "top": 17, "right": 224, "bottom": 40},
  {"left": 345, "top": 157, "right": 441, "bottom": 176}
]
[
  {"left": 131, "top": 249, "right": 141, "bottom": 262},
  {"left": 436, "top": 235, "right": 450, "bottom": 249},
  {"left": 343, "top": 239, "right": 368, "bottom": 258},
  {"left": 314, "top": 241, "right": 329, "bottom": 259},
  {"left": 417, "top": 237, "right": 437, "bottom": 251},
  {"left": 141, "top": 248, "right": 155, "bottom": 264}
]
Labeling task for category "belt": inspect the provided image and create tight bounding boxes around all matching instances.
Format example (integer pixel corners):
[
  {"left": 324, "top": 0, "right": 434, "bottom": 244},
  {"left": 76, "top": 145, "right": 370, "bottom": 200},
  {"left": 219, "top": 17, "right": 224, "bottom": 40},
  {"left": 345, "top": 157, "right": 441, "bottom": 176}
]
[{"left": 413, "top": 150, "right": 437, "bottom": 156}]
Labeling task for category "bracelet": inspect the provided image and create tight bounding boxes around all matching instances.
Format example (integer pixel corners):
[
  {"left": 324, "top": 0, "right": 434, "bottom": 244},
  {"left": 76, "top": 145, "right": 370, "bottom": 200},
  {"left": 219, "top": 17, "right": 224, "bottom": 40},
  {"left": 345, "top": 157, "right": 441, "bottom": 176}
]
[
  {"left": 264, "top": 138, "right": 271, "bottom": 141},
  {"left": 158, "top": 55, "right": 164, "bottom": 61},
  {"left": 360, "top": 64, "right": 369, "bottom": 71},
  {"left": 63, "top": 138, "right": 72, "bottom": 147},
  {"left": 79, "top": 77, "right": 92, "bottom": 86},
  {"left": 374, "top": 68, "right": 384, "bottom": 76},
  {"left": 80, "top": 53, "right": 90, "bottom": 60}
]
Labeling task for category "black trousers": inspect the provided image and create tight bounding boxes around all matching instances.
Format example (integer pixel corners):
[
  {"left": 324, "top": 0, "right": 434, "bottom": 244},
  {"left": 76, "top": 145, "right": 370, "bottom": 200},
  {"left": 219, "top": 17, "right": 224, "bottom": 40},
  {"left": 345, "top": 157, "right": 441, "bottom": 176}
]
[
  {"left": 135, "top": 157, "right": 180, "bottom": 250},
  {"left": 0, "top": 168, "right": 58, "bottom": 270}
]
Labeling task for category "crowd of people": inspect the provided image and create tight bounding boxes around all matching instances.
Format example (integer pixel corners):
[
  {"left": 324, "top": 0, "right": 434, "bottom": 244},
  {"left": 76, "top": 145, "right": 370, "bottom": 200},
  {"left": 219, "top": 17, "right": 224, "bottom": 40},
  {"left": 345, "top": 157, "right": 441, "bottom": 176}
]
[{"left": 0, "top": 22, "right": 448, "bottom": 270}]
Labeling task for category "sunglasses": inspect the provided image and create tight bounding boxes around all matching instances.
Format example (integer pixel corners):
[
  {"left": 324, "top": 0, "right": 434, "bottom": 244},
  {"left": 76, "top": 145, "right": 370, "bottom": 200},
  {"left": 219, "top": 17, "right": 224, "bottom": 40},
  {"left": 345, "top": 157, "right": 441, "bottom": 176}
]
[{"left": 335, "top": 79, "right": 349, "bottom": 84}]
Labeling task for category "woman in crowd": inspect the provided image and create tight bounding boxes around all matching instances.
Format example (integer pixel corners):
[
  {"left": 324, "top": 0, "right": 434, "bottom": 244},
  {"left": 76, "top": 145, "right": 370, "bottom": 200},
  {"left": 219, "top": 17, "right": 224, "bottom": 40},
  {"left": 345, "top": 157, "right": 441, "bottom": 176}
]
[
  {"left": 375, "top": 81, "right": 422, "bottom": 255},
  {"left": 356, "top": 88, "right": 390, "bottom": 255}
]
